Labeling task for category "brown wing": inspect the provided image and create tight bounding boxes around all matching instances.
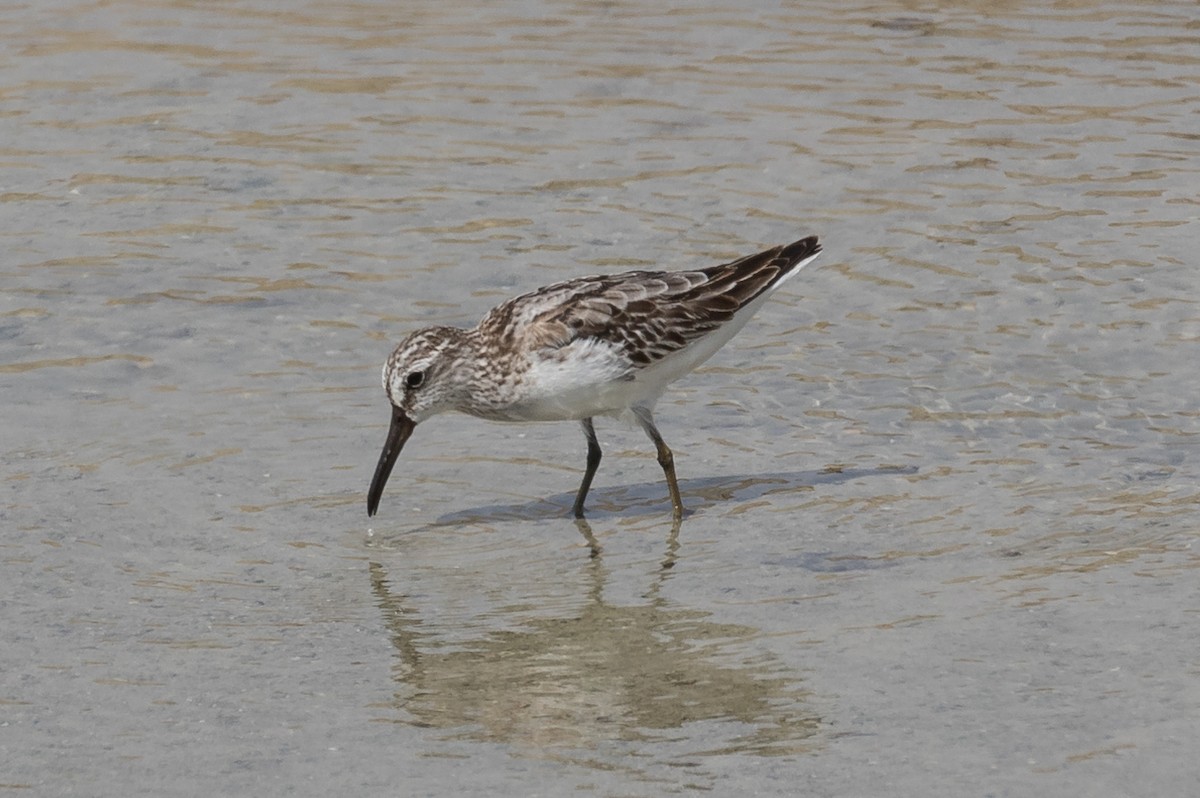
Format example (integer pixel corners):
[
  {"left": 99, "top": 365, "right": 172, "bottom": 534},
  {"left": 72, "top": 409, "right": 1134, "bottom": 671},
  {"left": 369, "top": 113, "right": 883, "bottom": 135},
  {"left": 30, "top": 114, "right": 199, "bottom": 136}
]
[{"left": 480, "top": 236, "right": 820, "bottom": 367}]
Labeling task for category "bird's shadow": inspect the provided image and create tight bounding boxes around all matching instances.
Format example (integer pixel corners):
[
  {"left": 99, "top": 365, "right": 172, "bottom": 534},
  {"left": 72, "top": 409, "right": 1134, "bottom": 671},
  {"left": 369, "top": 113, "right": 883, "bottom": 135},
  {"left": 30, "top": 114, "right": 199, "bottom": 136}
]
[{"left": 431, "top": 465, "right": 918, "bottom": 526}]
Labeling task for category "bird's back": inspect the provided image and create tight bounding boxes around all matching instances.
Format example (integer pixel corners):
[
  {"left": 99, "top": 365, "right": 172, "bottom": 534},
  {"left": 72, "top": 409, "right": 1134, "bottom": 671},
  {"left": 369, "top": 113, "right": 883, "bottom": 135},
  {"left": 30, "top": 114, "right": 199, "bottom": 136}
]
[
  {"left": 480, "top": 236, "right": 820, "bottom": 365},
  {"left": 464, "top": 237, "right": 821, "bottom": 420}
]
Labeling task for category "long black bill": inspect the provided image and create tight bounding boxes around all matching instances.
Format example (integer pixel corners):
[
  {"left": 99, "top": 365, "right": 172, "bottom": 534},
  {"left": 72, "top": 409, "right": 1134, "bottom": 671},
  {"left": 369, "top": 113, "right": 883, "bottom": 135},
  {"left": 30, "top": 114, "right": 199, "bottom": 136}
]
[{"left": 366, "top": 406, "right": 416, "bottom": 517}]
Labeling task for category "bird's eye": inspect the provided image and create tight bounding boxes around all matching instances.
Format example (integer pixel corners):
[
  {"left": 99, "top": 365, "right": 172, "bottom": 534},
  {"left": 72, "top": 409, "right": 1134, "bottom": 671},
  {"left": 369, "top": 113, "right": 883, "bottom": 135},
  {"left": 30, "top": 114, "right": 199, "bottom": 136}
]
[{"left": 405, "top": 371, "right": 425, "bottom": 390}]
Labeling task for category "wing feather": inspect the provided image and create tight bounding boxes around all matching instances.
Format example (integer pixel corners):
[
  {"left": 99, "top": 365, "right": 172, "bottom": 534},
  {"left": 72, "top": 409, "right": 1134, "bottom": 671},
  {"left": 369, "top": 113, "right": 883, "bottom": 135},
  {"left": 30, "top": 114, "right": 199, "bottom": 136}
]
[{"left": 477, "top": 237, "right": 820, "bottom": 370}]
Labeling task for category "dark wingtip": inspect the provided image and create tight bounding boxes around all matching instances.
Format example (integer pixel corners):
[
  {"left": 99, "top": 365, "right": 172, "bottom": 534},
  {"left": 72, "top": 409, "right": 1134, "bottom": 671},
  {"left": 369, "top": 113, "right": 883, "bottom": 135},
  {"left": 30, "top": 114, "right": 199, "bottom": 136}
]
[{"left": 781, "top": 235, "right": 821, "bottom": 265}]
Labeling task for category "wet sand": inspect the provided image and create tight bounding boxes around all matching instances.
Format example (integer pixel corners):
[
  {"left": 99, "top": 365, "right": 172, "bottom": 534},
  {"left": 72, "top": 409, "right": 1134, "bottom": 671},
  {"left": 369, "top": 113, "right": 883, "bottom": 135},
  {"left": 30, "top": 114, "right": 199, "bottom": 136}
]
[{"left": 3, "top": 1, "right": 1198, "bottom": 795}]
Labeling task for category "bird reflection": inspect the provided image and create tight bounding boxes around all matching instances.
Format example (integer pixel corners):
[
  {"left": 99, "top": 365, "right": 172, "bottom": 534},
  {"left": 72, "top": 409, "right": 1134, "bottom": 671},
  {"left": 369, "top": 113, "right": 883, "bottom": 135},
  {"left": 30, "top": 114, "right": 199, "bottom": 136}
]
[{"left": 367, "top": 521, "right": 819, "bottom": 767}]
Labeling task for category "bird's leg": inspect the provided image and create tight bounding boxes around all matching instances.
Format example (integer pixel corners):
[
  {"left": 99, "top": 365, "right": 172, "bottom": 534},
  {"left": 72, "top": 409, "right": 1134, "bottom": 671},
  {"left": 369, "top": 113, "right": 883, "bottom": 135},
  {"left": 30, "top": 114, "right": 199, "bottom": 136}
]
[
  {"left": 632, "top": 407, "right": 684, "bottom": 521},
  {"left": 573, "top": 417, "right": 602, "bottom": 518}
]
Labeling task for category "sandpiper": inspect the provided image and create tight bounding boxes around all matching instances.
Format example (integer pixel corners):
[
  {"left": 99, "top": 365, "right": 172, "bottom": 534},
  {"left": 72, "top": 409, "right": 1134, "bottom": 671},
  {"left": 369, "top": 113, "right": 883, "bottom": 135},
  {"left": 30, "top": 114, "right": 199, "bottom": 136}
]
[{"left": 367, "top": 235, "right": 821, "bottom": 521}]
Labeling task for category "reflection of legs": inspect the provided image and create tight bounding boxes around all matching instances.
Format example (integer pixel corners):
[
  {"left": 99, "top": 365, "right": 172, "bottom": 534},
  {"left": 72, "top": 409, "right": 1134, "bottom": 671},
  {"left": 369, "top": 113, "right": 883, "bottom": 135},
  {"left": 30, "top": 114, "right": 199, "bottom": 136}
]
[
  {"left": 573, "top": 418, "right": 602, "bottom": 518},
  {"left": 573, "top": 516, "right": 601, "bottom": 558},
  {"left": 632, "top": 406, "right": 684, "bottom": 521}
]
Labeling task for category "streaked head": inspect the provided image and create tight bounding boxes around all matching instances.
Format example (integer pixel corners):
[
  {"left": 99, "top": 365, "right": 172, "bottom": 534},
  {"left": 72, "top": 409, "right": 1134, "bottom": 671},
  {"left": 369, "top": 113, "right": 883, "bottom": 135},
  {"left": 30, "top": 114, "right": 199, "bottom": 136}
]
[{"left": 367, "top": 326, "right": 469, "bottom": 517}]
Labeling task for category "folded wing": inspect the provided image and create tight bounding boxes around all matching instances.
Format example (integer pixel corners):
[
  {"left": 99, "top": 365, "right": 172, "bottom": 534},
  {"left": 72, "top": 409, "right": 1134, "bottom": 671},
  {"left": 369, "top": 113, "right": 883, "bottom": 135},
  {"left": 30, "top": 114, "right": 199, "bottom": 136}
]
[{"left": 480, "top": 236, "right": 821, "bottom": 369}]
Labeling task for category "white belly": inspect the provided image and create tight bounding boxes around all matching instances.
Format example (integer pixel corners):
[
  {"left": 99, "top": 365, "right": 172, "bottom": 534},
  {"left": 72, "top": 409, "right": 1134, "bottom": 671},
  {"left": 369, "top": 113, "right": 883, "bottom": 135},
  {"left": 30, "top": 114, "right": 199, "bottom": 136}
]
[{"left": 486, "top": 296, "right": 772, "bottom": 423}]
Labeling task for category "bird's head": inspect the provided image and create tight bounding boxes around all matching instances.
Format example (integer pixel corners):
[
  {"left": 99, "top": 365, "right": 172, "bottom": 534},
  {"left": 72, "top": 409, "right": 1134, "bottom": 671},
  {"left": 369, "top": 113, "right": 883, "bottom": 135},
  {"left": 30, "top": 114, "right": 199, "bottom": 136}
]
[{"left": 367, "top": 326, "right": 469, "bottom": 517}]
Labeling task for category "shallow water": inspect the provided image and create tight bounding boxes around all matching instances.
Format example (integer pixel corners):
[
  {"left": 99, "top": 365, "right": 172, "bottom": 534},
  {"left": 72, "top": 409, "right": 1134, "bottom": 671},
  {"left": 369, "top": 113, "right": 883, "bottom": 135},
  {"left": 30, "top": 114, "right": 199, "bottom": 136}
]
[{"left": 3, "top": 0, "right": 1198, "bottom": 795}]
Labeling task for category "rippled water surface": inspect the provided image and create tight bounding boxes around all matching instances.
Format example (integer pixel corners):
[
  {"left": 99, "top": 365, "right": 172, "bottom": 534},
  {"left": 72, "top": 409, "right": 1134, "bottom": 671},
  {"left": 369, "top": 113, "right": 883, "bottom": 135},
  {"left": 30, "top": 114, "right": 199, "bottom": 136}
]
[{"left": 3, "top": 1, "right": 1198, "bottom": 795}]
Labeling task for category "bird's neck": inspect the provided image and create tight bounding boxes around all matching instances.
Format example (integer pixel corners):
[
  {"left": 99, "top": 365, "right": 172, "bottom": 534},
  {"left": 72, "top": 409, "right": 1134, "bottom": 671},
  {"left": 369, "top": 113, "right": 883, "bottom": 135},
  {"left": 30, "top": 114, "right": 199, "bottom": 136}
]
[{"left": 448, "top": 328, "right": 526, "bottom": 419}]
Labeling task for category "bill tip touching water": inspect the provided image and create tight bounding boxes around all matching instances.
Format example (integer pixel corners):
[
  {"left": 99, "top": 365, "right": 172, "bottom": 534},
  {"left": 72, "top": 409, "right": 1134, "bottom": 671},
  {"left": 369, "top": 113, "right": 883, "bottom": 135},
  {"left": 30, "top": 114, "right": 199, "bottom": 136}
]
[{"left": 367, "top": 235, "right": 822, "bottom": 521}]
